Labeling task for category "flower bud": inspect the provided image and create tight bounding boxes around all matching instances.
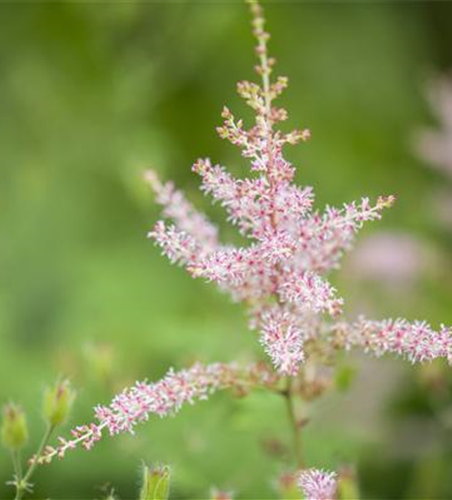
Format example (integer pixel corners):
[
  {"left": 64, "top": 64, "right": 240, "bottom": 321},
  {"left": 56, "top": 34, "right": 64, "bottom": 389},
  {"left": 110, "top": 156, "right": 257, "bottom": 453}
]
[
  {"left": 139, "top": 464, "right": 171, "bottom": 500},
  {"left": 337, "top": 466, "right": 360, "bottom": 500},
  {"left": 43, "top": 379, "right": 75, "bottom": 427},
  {"left": 84, "top": 342, "right": 114, "bottom": 385},
  {"left": 275, "top": 472, "right": 300, "bottom": 500},
  {"left": 210, "top": 488, "right": 234, "bottom": 500},
  {"left": 1, "top": 403, "right": 28, "bottom": 450}
]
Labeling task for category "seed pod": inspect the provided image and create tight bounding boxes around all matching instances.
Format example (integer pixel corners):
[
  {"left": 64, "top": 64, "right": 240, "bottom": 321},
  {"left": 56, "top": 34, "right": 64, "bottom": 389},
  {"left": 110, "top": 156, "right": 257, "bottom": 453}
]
[
  {"left": 43, "top": 379, "right": 75, "bottom": 427},
  {"left": 139, "top": 464, "right": 171, "bottom": 500},
  {"left": 1, "top": 403, "right": 28, "bottom": 450}
]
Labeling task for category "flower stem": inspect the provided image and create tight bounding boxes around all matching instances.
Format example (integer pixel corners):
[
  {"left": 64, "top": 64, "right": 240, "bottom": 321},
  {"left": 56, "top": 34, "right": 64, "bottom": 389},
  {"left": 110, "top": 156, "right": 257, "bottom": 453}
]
[
  {"left": 14, "top": 424, "right": 55, "bottom": 500},
  {"left": 11, "top": 450, "right": 22, "bottom": 485},
  {"left": 283, "top": 378, "right": 304, "bottom": 468}
]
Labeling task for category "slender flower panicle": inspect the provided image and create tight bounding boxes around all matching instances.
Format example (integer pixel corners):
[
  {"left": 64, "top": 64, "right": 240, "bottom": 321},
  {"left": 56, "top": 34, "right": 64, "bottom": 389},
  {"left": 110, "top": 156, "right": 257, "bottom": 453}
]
[
  {"left": 297, "top": 469, "right": 337, "bottom": 500},
  {"left": 33, "top": 362, "right": 279, "bottom": 464},
  {"left": 333, "top": 317, "right": 452, "bottom": 365},
  {"left": 143, "top": 0, "right": 446, "bottom": 376}
]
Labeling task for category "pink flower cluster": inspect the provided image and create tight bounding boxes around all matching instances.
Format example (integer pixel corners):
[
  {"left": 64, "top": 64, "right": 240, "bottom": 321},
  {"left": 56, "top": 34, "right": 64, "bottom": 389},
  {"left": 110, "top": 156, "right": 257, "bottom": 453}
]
[
  {"left": 35, "top": 362, "right": 278, "bottom": 464},
  {"left": 145, "top": 0, "right": 452, "bottom": 376},
  {"left": 298, "top": 468, "right": 337, "bottom": 500},
  {"left": 334, "top": 317, "right": 452, "bottom": 365},
  {"left": 416, "top": 75, "right": 452, "bottom": 230}
]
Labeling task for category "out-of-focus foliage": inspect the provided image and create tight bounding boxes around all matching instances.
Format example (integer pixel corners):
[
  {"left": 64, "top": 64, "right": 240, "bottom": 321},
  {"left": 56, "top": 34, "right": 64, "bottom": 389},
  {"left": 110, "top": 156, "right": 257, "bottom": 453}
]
[{"left": 1, "top": 2, "right": 452, "bottom": 498}]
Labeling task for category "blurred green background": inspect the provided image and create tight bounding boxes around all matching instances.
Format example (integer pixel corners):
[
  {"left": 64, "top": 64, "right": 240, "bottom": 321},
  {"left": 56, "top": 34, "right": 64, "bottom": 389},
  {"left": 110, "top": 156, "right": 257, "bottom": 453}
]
[{"left": 1, "top": 1, "right": 452, "bottom": 498}]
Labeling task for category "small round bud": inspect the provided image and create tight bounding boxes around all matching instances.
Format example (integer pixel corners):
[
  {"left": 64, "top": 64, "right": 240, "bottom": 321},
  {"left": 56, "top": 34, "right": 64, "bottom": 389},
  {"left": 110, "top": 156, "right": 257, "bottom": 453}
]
[
  {"left": 43, "top": 379, "right": 75, "bottom": 427},
  {"left": 1, "top": 403, "right": 28, "bottom": 450}
]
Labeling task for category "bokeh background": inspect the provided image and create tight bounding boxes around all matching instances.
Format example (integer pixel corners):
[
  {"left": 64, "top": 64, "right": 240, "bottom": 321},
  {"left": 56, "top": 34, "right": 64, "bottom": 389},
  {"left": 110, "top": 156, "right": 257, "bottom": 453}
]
[{"left": 1, "top": 1, "right": 452, "bottom": 498}]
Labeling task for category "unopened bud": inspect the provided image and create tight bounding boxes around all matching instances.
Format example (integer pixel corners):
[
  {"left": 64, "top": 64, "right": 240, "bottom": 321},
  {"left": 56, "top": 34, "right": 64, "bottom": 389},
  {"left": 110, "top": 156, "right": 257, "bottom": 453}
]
[
  {"left": 43, "top": 379, "right": 75, "bottom": 427},
  {"left": 377, "top": 194, "right": 396, "bottom": 209},
  {"left": 221, "top": 106, "right": 232, "bottom": 120},
  {"left": 337, "top": 466, "right": 360, "bottom": 500},
  {"left": 84, "top": 342, "right": 115, "bottom": 385},
  {"left": 1, "top": 403, "right": 28, "bottom": 450},
  {"left": 140, "top": 464, "right": 171, "bottom": 500},
  {"left": 275, "top": 472, "right": 299, "bottom": 500}
]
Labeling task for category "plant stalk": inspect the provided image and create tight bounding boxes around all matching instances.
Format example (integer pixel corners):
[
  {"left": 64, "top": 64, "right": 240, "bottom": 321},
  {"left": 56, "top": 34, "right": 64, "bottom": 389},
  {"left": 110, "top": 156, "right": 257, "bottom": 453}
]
[
  {"left": 14, "top": 424, "right": 55, "bottom": 500},
  {"left": 283, "top": 378, "right": 304, "bottom": 468}
]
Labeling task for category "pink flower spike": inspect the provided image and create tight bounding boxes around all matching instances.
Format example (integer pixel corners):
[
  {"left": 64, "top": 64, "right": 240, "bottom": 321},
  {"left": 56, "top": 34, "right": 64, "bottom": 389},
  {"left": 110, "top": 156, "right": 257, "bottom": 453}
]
[
  {"left": 145, "top": 169, "right": 219, "bottom": 249},
  {"left": 36, "top": 362, "right": 279, "bottom": 464},
  {"left": 334, "top": 317, "right": 452, "bottom": 365},
  {"left": 298, "top": 468, "right": 337, "bottom": 500},
  {"left": 259, "top": 308, "right": 304, "bottom": 375}
]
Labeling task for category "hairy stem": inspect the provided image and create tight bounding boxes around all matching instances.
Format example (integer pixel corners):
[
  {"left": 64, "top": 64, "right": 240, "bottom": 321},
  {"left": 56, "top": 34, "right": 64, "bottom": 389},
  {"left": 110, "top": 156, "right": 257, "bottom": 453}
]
[
  {"left": 11, "top": 450, "right": 22, "bottom": 485},
  {"left": 15, "top": 424, "right": 55, "bottom": 500}
]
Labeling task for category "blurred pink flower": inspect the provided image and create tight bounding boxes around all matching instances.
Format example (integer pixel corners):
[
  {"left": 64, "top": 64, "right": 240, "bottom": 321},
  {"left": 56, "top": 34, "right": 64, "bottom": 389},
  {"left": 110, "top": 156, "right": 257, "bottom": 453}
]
[
  {"left": 416, "top": 75, "right": 452, "bottom": 181},
  {"left": 346, "top": 231, "right": 432, "bottom": 286},
  {"left": 298, "top": 468, "right": 337, "bottom": 500},
  {"left": 416, "top": 75, "right": 452, "bottom": 231}
]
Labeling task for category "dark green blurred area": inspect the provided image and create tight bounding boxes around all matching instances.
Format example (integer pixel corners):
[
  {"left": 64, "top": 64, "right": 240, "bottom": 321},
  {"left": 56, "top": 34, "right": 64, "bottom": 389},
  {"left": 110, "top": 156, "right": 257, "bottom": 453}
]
[{"left": 1, "top": 1, "right": 452, "bottom": 498}]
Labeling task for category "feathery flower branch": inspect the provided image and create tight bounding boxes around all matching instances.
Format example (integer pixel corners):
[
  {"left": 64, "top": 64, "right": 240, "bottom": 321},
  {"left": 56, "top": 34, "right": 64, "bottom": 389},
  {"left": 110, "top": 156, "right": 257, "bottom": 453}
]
[{"left": 32, "top": 362, "right": 280, "bottom": 465}]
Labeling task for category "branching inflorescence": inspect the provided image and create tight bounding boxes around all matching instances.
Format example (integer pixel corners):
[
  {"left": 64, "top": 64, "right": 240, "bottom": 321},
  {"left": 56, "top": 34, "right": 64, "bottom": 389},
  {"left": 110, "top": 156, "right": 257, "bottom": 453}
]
[
  {"left": 145, "top": 0, "right": 451, "bottom": 376},
  {"left": 25, "top": 1, "right": 452, "bottom": 493}
]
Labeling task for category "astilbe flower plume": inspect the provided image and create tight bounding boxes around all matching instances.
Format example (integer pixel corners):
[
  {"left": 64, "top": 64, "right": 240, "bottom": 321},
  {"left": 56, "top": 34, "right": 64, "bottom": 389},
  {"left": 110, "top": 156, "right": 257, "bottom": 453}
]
[
  {"left": 33, "top": 0, "right": 452, "bottom": 469},
  {"left": 145, "top": 0, "right": 452, "bottom": 375}
]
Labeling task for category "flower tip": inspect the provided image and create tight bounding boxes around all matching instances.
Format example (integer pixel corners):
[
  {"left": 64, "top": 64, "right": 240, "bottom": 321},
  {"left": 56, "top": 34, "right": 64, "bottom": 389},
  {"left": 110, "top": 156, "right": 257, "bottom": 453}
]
[
  {"left": 301, "top": 128, "right": 311, "bottom": 141},
  {"left": 143, "top": 169, "right": 161, "bottom": 191},
  {"left": 377, "top": 194, "right": 396, "bottom": 209},
  {"left": 221, "top": 106, "right": 232, "bottom": 119}
]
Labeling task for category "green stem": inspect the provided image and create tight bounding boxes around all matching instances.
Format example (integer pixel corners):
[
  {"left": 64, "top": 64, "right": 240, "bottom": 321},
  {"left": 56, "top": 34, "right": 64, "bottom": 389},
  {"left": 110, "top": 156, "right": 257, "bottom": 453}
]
[
  {"left": 11, "top": 450, "right": 22, "bottom": 485},
  {"left": 283, "top": 378, "right": 304, "bottom": 468},
  {"left": 15, "top": 424, "right": 55, "bottom": 500}
]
